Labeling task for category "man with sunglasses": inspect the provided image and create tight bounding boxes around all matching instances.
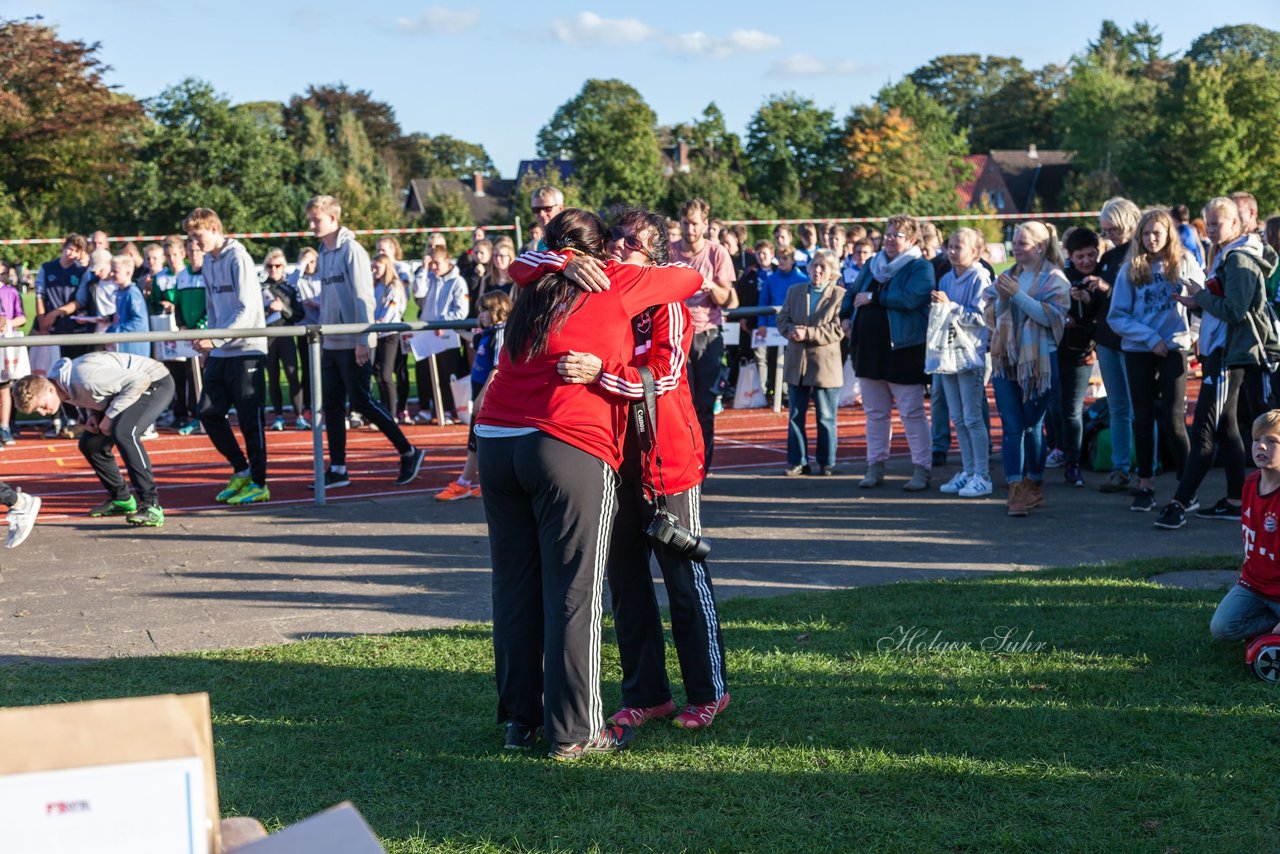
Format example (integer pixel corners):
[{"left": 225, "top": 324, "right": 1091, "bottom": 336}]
[{"left": 530, "top": 186, "right": 564, "bottom": 250}]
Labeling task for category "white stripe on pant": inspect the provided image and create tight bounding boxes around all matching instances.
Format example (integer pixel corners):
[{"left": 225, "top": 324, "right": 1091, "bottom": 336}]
[{"left": 480, "top": 431, "right": 617, "bottom": 744}]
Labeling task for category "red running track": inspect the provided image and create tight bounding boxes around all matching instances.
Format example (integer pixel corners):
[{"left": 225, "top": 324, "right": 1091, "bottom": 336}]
[{"left": 4, "top": 378, "right": 1202, "bottom": 522}]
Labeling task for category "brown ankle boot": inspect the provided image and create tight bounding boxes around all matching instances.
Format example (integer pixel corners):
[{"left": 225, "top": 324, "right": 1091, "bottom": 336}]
[
  {"left": 1007, "top": 481, "right": 1028, "bottom": 516},
  {"left": 1024, "top": 479, "right": 1045, "bottom": 509}
]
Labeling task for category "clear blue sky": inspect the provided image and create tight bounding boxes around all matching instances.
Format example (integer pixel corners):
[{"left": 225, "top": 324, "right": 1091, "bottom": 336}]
[{"left": 21, "top": 1, "right": 1279, "bottom": 177}]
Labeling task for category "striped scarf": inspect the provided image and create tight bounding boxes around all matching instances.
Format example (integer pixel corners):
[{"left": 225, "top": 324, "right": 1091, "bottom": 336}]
[{"left": 987, "top": 265, "right": 1069, "bottom": 396}]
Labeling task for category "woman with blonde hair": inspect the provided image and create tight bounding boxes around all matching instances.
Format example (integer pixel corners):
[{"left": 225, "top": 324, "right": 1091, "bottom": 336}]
[
  {"left": 987, "top": 221, "right": 1071, "bottom": 515},
  {"left": 1092, "top": 197, "right": 1142, "bottom": 492},
  {"left": 845, "top": 214, "right": 936, "bottom": 491},
  {"left": 371, "top": 252, "right": 408, "bottom": 423},
  {"left": 1108, "top": 208, "right": 1201, "bottom": 512}
]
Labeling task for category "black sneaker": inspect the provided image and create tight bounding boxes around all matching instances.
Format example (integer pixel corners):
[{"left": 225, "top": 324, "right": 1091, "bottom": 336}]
[
  {"left": 308, "top": 469, "right": 352, "bottom": 490},
  {"left": 1130, "top": 488, "right": 1155, "bottom": 512},
  {"left": 1183, "top": 496, "right": 1201, "bottom": 514},
  {"left": 1197, "top": 498, "right": 1242, "bottom": 521},
  {"left": 1153, "top": 501, "right": 1186, "bottom": 530},
  {"left": 932, "top": 451, "right": 948, "bottom": 466},
  {"left": 504, "top": 720, "right": 541, "bottom": 751},
  {"left": 1064, "top": 465, "right": 1085, "bottom": 488},
  {"left": 549, "top": 724, "right": 634, "bottom": 761},
  {"left": 395, "top": 448, "right": 426, "bottom": 485}
]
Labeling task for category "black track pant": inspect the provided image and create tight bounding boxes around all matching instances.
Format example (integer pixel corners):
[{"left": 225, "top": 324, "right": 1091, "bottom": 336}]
[
  {"left": 80, "top": 376, "right": 175, "bottom": 507},
  {"left": 164, "top": 359, "right": 198, "bottom": 422},
  {"left": 609, "top": 451, "right": 727, "bottom": 708},
  {"left": 266, "top": 336, "right": 302, "bottom": 417},
  {"left": 1174, "top": 351, "right": 1265, "bottom": 506},
  {"left": 321, "top": 348, "right": 412, "bottom": 467},
  {"left": 480, "top": 431, "right": 618, "bottom": 745},
  {"left": 688, "top": 328, "right": 723, "bottom": 474},
  {"left": 199, "top": 354, "right": 267, "bottom": 487},
  {"left": 0, "top": 480, "right": 19, "bottom": 506},
  {"left": 1125, "top": 350, "right": 1190, "bottom": 480}
]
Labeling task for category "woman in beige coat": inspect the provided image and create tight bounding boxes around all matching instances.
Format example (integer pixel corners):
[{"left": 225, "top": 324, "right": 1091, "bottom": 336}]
[{"left": 777, "top": 249, "right": 847, "bottom": 475}]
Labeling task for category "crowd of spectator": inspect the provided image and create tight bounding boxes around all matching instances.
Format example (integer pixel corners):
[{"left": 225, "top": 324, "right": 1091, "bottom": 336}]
[{"left": 3, "top": 186, "right": 1279, "bottom": 531}]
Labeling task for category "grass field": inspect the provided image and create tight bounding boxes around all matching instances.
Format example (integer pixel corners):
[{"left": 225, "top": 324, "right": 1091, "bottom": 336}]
[{"left": 1, "top": 553, "right": 1275, "bottom": 852}]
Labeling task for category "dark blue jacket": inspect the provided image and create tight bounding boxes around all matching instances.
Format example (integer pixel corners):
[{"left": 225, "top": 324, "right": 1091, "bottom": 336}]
[{"left": 843, "top": 257, "right": 935, "bottom": 348}]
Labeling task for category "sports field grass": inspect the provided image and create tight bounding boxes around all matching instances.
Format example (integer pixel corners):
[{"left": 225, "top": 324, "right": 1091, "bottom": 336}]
[{"left": 1, "top": 554, "right": 1274, "bottom": 852}]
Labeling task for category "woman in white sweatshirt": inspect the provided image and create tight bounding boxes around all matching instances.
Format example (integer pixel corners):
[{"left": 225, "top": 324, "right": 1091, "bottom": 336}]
[{"left": 1107, "top": 208, "right": 1203, "bottom": 513}]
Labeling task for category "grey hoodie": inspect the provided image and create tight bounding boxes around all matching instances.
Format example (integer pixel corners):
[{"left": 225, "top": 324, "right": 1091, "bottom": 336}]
[
  {"left": 203, "top": 237, "right": 267, "bottom": 356},
  {"left": 50, "top": 352, "right": 171, "bottom": 419},
  {"left": 317, "top": 227, "right": 376, "bottom": 350}
]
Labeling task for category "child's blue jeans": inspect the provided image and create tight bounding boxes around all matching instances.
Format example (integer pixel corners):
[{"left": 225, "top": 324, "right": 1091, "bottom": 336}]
[{"left": 1210, "top": 583, "right": 1280, "bottom": 642}]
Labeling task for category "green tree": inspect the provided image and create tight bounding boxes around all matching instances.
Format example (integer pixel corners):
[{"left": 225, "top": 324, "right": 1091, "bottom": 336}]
[
  {"left": 1186, "top": 25, "right": 1280, "bottom": 70},
  {"left": 969, "top": 64, "right": 1064, "bottom": 151},
  {"left": 1213, "top": 56, "right": 1280, "bottom": 210},
  {"left": 284, "top": 83, "right": 413, "bottom": 188},
  {"left": 121, "top": 79, "right": 299, "bottom": 240},
  {"left": 537, "top": 79, "right": 664, "bottom": 211},
  {"left": 744, "top": 94, "right": 837, "bottom": 216},
  {"left": 405, "top": 133, "right": 497, "bottom": 180},
  {"left": 840, "top": 104, "right": 966, "bottom": 217},
  {"left": 1054, "top": 57, "right": 1162, "bottom": 200},
  {"left": 660, "top": 104, "right": 760, "bottom": 220},
  {"left": 0, "top": 17, "right": 142, "bottom": 231},
  {"left": 1157, "top": 62, "right": 1247, "bottom": 209}
]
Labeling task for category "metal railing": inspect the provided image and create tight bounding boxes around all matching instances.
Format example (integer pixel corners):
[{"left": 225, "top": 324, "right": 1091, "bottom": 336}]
[
  {"left": 7, "top": 306, "right": 788, "bottom": 504},
  {"left": 7, "top": 320, "right": 475, "bottom": 505}
]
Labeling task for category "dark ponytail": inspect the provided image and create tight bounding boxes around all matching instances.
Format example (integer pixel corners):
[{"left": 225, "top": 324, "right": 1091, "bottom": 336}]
[{"left": 504, "top": 208, "right": 606, "bottom": 362}]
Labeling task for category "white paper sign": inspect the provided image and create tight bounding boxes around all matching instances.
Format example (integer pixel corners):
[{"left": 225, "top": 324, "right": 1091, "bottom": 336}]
[
  {"left": 751, "top": 327, "right": 788, "bottom": 349},
  {"left": 0, "top": 756, "right": 209, "bottom": 854},
  {"left": 721, "top": 323, "right": 739, "bottom": 346},
  {"left": 405, "top": 330, "right": 459, "bottom": 360}
]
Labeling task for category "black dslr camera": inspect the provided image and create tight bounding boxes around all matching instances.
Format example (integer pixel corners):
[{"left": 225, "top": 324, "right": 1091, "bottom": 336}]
[{"left": 644, "top": 507, "right": 711, "bottom": 562}]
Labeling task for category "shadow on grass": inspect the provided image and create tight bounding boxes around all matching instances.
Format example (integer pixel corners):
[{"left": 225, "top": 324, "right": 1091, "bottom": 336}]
[{"left": 0, "top": 561, "right": 1275, "bottom": 852}]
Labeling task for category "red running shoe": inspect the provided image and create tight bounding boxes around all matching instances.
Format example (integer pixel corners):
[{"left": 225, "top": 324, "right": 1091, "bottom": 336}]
[
  {"left": 673, "top": 692, "right": 730, "bottom": 730},
  {"left": 608, "top": 698, "right": 677, "bottom": 728}
]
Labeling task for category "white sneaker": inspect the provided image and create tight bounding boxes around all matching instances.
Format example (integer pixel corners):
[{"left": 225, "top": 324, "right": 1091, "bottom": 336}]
[
  {"left": 1045, "top": 448, "right": 1066, "bottom": 468},
  {"left": 958, "top": 474, "right": 994, "bottom": 498},
  {"left": 140, "top": 425, "right": 160, "bottom": 440},
  {"left": 939, "top": 471, "right": 971, "bottom": 494},
  {"left": 6, "top": 491, "right": 40, "bottom": 548}
]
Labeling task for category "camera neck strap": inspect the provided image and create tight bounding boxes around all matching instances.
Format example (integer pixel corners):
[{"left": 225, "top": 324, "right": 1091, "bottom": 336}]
[{"left": 632, "top": 366, "right": 669, "bottom": 510}]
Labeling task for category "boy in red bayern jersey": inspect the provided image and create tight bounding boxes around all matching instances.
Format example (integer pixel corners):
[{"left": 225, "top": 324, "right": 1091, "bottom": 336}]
[{"left": 1210, "top": 410, "right": 1280, "bottom": 643}]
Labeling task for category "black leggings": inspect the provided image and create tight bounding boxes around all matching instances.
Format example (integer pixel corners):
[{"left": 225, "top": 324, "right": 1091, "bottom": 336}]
[
  {"left": 1124, "top": 349, "right": 1190, "bottom": 480},
  {"left": 374, "top": 337, "right": 405, "bottom": 418},
  {"left": 266, "top": 336, "right": 302, "bottom": 417},
  {"left": 1174, "top": 351, "right": 1265, "bottom": 506}
]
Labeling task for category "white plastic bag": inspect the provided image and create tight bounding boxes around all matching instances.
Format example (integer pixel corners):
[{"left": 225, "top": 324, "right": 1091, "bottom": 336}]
[
  {"left": 925, "top": 301, "right": 982, "bottom": 375},
  {"left": 732, "top": 362, "right": 767, "bottom": 409},
  {"left": 0, "top": 330, "right": 30, "bottom": 382},
  {"left": 450, "top": 375, "right": 472, "bottom": 424},
  {"left": 838, "top": 357, "right": 861, "bottom": 407}
]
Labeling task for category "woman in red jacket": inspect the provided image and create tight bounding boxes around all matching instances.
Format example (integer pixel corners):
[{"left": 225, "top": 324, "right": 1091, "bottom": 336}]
[
  {"left": 516, "top": 209, "right": 730, "bottom": 734},
  {"left": 476, "top": 209, "right": 702, "bottom": 760}
]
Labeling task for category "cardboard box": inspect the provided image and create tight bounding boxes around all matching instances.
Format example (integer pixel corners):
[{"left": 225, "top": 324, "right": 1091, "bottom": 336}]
[{"left": 0, "top": 693, "right": 220, "bottom": 854}]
